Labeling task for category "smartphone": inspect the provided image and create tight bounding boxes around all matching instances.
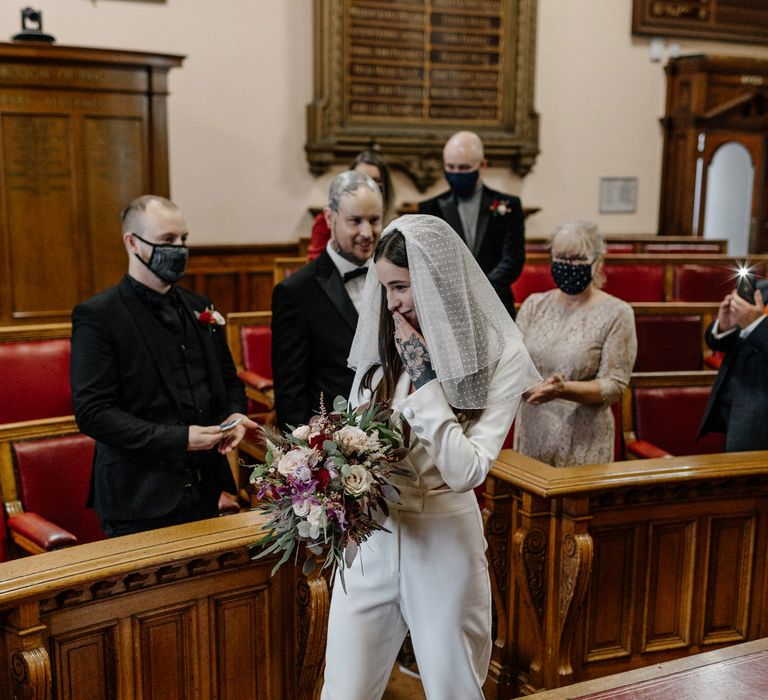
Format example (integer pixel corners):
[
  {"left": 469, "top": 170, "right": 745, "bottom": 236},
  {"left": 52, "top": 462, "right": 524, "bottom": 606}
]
[
  {"left": 737, "top": 270, "right": 757, "bottom": 303},
  {"left": 219, "top": 416, "right": 243, "bottom": 432}
]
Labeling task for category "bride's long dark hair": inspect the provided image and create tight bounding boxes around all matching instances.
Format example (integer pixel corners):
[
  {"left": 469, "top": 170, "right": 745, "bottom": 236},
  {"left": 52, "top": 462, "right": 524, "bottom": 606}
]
[{"left": 361, "top": 230, "right": 482, "bottom": 424}]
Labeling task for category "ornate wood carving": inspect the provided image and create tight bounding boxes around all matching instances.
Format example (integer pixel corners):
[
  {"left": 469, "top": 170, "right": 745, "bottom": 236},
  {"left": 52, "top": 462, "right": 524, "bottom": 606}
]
[
  {"left": 10, "top": 648, "right": 50, "bottom": 699},
  {"left": 306, "top": 0, "right": 540, "bottom": 190},
  {"left": 296, "top": 562, "right": 330, "bottom": 700},
  {"left": 633, "top": 1, "right": 768, "bottom": 45},
  {"left": 557, "top": 532, "right": 593, "bottom": 677},
  {"left": 513, "top": 527, "right": 547, "bottom": 632}
]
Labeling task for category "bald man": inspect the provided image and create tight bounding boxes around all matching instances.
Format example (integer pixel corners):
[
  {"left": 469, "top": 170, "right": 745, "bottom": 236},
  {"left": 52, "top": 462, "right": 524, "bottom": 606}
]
[{"left": 418, "top": 131, "right": 524, "bottom": 317}]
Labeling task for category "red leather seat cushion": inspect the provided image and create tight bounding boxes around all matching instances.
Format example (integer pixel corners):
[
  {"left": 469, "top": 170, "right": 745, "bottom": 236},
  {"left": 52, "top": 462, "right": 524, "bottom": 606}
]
[
  {"left": 605, "top": 243, "right": 635, "bottom": 253},
  {"left": 645, "top": 243, "right": 721, "bottom": 254},
  {"left": 634, "top": 387, "right": 725, "bottom": 455},
  {"left": 611, "top": 400, "right": 622, "bottom": 461},
  {"left": 602, "top": 265, "right": 665, "bottom": 302},
  {"left": 0, "top": 507, "right": 8, "bottom": 562},
  {"left": 13, "top": 434, "right": 105, "bottom": 543},
  {"left": 672, "top": 265, "right": 735, "bottom": 302},
  {"left": 634, "top": 315, "right": 703, "bottom": 372},
  {"left": 0, "top": 339, "right": 72, "bottom": 423},
  {"left": 240, "top": 326, "right": 272, "bottom": 378},
  {"left": 524, "top": 242, "right": 549, "bottom": 253},
  {"left": 511, "top": 264, "right": 556, "bottom": 303}
]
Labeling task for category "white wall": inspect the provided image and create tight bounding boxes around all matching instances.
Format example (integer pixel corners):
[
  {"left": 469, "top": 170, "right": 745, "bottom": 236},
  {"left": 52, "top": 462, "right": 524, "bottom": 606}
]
[{"left": 2, "top": 0, "right": 768, "bottom": 243}]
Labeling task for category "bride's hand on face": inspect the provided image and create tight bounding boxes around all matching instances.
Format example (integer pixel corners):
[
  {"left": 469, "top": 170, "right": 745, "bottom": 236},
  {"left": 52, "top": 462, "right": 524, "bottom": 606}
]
[{"left": 393, "top": 311, "right": 437, "bottom": 389}]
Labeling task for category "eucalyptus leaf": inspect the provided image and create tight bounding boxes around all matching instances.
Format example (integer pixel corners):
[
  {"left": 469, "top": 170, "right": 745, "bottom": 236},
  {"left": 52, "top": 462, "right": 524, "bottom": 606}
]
[
  {"left": 302, "top": 557, "right": 317, "bottom": 577},
  {"left": 333, "top": 396, "right": 348, "bottom": 412},
  {"left": 381, "top": 484, "right": 401, "bottom": 503},
  {"left": 344, "top": 541, "right": 358, "bottom": 568}
]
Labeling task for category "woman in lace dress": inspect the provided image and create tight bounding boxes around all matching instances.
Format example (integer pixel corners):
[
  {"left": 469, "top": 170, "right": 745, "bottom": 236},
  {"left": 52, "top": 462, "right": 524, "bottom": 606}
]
[{"left": 514, "top": 221, "right": 637, "bottom": 466}]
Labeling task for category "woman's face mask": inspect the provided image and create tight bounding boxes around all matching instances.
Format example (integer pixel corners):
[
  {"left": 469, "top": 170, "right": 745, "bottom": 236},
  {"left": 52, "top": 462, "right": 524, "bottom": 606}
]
[{"left": 550, "top": 254, "right": 593, "bottom": 295}]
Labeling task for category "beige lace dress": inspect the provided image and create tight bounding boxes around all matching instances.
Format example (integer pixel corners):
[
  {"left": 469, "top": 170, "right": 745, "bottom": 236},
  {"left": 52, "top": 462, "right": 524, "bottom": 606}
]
[{"left": 513, "top": 290, "right": 637, "bottom": 466}]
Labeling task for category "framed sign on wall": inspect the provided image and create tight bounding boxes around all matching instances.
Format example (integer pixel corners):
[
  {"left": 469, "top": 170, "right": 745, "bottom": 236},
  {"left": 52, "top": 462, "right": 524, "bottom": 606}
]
[{"left": 306, "top": 0, "right": 539, "bottom": 191}]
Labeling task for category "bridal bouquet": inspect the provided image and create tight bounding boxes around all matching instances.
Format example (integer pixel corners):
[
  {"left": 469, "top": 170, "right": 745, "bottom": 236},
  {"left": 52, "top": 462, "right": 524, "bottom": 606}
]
[{"left": 248, "top": 395, "right": 410, "bottom": 589}]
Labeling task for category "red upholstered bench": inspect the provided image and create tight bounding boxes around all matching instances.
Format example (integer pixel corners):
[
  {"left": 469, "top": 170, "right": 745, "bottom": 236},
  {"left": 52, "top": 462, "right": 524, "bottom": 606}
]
[
  {"left": 511, "top": 264, "right": 556, "bottom": 303},
  {"left": 605, "top": 243, "right": 635, "bottom": 254},
  {"left": 239, "top": 325, "right": 273, "bottom": 413},
  {"left": 603, "top": 264, "right": 665, "bottom": 302},
  {"left": 672, "top": 265, "right": 736, "bottom": 302},
  {"left": 0, "top": 325, "right": 73, "bottom": 424},
  {"left": 634, "top": 315, "right": 704, "bottom": 372},
  {"left": 622, "top": 372, "right": 724, "bottom": 458}
]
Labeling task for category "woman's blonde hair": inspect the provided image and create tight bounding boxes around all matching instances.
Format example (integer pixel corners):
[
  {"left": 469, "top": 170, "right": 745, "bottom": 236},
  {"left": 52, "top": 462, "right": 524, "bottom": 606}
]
[{"left": 549, "top": 220, "right": 606, "bottom": 288}]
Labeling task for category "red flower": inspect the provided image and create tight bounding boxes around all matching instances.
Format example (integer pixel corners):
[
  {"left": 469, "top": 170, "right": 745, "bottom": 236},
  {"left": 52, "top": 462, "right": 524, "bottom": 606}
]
[
  {"left": 315, "top": 468, "right": 331, "bottom": 491},
  {"left": 198, "top": 310, "right": 215, "bottom": 325},
  {"left": 309, "top": 433, "right": 331, "bottom": 450}
]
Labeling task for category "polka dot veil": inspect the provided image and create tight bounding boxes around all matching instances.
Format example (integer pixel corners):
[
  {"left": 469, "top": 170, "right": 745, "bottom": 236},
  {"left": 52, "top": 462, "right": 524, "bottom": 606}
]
[{"left": 347, "top": 214, "right": 541, "bottom": 409}]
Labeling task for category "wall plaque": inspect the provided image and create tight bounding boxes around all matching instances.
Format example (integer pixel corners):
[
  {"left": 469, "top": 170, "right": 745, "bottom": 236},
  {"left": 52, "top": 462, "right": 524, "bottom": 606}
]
[
  {"left": 632, "top": 1, "right": 768, "bottom": 46},
  {"left": 306, "top": 0, "right": 539, "bottom": 190}
]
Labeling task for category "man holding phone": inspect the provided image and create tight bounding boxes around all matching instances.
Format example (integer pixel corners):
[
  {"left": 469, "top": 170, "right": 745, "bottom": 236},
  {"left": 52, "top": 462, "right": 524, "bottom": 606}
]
[
  {"left": 699, "top": 277, "right": 768, "bottom": 451},
  {"left": 71, "top": 195, "right": 257, "bottom": 536}
]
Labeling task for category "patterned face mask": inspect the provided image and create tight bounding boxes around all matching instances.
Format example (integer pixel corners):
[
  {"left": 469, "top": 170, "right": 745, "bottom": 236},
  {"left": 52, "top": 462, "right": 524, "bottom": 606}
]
[
  {"left": 132, "top": 233, "right": 189, "bottom": 283},
  {"left": 551, "top": 260, "right": 593, "bottom": 295}
]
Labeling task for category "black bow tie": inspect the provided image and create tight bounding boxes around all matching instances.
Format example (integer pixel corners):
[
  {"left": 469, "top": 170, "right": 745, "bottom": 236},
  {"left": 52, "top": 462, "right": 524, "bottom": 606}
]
[{"left": 343, "top": 267, "right": 368, "bottom": 283}]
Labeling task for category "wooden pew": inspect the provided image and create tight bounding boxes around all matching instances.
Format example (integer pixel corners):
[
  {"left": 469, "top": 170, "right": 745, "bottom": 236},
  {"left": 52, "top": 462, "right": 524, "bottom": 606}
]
[
  {"left": 524, "top": 235, "right": 729, "bottom": 254},
  {"left": 0, "top": 512, "right": 316, "bottom": 699},
  {"left": 514, "top": 254, "right": 767, "bottom": 303},
  {"left": 483, "top": 449, "right": 768, "bottom": 699}
]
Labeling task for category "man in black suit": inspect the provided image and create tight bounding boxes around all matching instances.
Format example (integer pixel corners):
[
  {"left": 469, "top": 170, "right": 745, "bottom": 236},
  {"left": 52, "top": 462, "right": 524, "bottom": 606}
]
[
  {"left": 272, "top": 170, "right": 382, "bottom": 429},
  {"left": 418, "top": 130, "right": 525, "bottom": 317},
  {"left": 699, "top": 280, "right": 768, "bottom": 451},
  {"left": 71, "top": 195, "right": 256, "bottom": 537}
]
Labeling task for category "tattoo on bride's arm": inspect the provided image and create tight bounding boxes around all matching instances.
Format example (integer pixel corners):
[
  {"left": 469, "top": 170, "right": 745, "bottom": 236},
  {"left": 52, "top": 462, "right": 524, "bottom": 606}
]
[{"left": 399, "top": 334, "right": 436, "bottom": 388}]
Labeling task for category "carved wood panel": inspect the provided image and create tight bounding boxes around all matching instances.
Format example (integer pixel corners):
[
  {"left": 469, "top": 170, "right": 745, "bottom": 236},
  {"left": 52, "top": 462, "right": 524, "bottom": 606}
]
[
  {"left": 643, "top": 520, "right": 697, "bottom": 652},
  {"left": 584, "top": 527, "right": 638, "bottom": 663},
  {"left": 701, "top": 515, "right": 755, "bottom": 644},
  {"left": 51, "top": 621, "right": 118, "bottom": 700}
]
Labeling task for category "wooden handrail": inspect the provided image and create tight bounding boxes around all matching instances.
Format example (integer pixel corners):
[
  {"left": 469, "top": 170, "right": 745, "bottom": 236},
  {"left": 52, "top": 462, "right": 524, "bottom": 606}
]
[{"left": 490, "top": 448, "right": 768, "bottom": 498}]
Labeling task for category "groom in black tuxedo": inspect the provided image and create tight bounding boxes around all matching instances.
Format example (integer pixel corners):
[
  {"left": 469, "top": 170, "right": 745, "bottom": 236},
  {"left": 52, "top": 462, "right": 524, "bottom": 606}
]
[
  {"left": 418, "top": 130, "right": 525, "bottom": 317},
  {"left": 71, "top": 195, "right": 256, "bottom": 536},
  {"left": 271, "top": 171, "right": 383, "bottom": 429}
]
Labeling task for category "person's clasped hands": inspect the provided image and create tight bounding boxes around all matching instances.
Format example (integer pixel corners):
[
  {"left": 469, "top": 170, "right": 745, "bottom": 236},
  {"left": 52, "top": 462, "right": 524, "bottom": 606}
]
[
  {"left": 524, "top": 373, "right": 565, "bottom": 405},
  {"left": 187, "top": 412, "right": 260, "bottom": 454},
  {"left": 718, "top": 289, "right": 766, "bottom": 332},
  {"left": 392, "top": 311, "right": 436, "bottom": 389}
]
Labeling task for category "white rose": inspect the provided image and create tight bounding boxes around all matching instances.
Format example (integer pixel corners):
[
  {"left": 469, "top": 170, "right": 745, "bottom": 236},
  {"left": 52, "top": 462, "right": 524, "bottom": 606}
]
[
  {"left": 344, "top": 464, "right": 373, "bottom": 496},
  {"left": 297, "top": 504, "right": 328, "bottom": 539},
  {"left": 276, "top": 447, "right": 318, "bottom": 477},
  {"left": 334, "top": 426, "right": 370, "bottom": 455},
  {"left": 293, "top": 498, "right": 311, "bottom": 517},
  {"left": 292, "top": 425, "right": 311, "bottom": 441}
]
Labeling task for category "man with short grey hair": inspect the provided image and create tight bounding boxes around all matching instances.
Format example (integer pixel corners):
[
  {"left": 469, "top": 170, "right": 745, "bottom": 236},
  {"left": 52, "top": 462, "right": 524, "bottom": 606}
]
[
  {"left": 419, "top": 130, "right": 525, "bottom": 317},
  {"left": 272, "top": 170, "right": 383, "bottom": 428}
]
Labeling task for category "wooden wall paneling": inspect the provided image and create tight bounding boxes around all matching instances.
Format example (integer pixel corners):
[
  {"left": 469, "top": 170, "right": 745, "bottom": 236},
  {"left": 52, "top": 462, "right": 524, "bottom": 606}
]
[
  {"left": 2, "top": 113, "right": 81, "bottom": 319},
  {"left": 83, "top": 113, "right": 147, "bottom": 293},
  {"left": 642, "top": 519, "right": 697, "bottom": 653}
]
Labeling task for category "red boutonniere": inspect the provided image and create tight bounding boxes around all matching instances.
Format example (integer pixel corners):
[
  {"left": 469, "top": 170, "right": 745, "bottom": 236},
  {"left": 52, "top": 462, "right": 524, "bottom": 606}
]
[
  {"left": 490, "top": 198, "right": 512, "bottom": 216},
  {"left": 194, "top": 306, "right": 225, "bottom": 329}
]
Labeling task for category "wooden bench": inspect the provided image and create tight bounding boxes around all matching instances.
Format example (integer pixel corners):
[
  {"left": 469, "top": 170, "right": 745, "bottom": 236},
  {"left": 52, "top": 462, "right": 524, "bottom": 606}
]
[{"left": 483, "top": 448, "right": 768, "bottom": 698}]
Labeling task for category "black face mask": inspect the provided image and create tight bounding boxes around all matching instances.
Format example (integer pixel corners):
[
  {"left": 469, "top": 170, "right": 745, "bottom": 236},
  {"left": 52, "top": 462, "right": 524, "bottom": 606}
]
[
  {"left": 132, "top": 233, "right": 189, "bottom": 283},
  {"left": 444, "top": 169, "right": 480, "bottom": 199},
  {"left": 551, "top": 260, "right": 593, "bottom": 295}
]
